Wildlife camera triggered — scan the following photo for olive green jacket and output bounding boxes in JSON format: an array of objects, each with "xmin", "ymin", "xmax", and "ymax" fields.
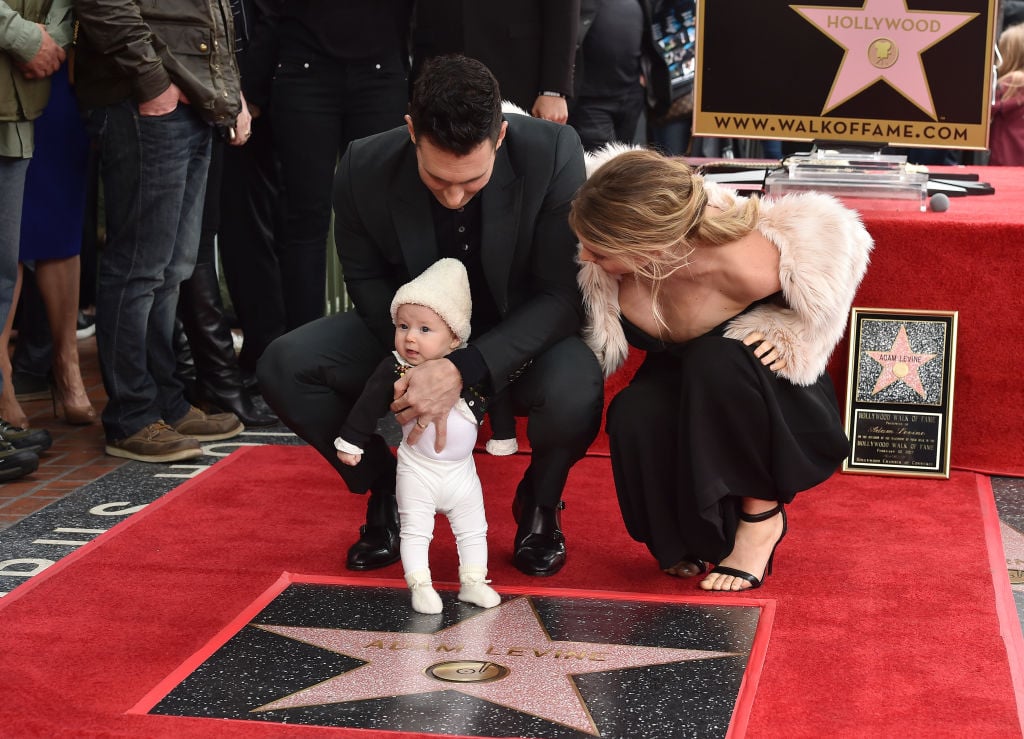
[
  {"xmin": 0, "ymin": 0, "xmax": 72, "ymax": 122},
  {"xmin": 73, "ymin": 0, "xmax": 241, "ymax": 127}
]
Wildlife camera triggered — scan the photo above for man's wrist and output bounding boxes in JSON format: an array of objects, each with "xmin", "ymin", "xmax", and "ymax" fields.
[{"xmin": 446, "ymin": 346, "xmax": 488, "ymax": 388}]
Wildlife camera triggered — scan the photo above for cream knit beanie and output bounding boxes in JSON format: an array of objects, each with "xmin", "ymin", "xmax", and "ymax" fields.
[{"xmin": 390, "ymin": 258, "xmax": 472, "ymax": 343}]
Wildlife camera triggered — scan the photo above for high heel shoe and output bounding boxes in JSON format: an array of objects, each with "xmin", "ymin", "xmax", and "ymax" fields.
[
  {"xmin": 52, "ymin": 388, "xmax": 98, "ymax": 426},
  {"xmin": 702, "ymin": 504, "xmax": 787, "ymax": 591}
]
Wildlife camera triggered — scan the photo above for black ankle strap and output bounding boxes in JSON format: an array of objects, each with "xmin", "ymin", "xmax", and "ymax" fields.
[{"xmin": 738, "ymin": 503, "xmax": 783, "ymax": 523}]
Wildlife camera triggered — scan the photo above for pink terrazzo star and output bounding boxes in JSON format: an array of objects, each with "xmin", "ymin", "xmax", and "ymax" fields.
[
  {"xmin": 252, "ymin": 596, "xmax": 735, "ymax": 735},
  {"xmin": 866, "ymin": 323, "xmax": 937, "ymax": 398}
]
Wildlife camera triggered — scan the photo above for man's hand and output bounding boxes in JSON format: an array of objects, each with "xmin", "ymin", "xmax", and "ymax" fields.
[
  {"xmin": 228, "ymin": 92, "xmax": 253, "ymax": 146},
  {"xmin": 390, "ymin": 358, "xmax": 462, "ymax": 452},
  {"xmin": 531, "ymin": 94, "xmax": 568, "ymax": 124},
  {"xmin": 743, "ymin": 332, "xmax": 788, "ymax": 372},
  {"xmin": 337, "ymin": 451, "xmax": 362, "ymax": 466},
  {"xmin": 18, "ymin": 24, "xmax": 64, "ymax": 79},
  {"xmin": 139, "ymin": 83, "xmax": 186, "ymax": 117}
]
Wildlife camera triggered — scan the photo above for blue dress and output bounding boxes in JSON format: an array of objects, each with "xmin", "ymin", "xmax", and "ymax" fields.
[{"xmin": 19, "ymin": 64, "xmax": 91, "ymax": 261}]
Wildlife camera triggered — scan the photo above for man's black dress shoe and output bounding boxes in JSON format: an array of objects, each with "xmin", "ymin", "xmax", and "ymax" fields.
[
  {"xmin": 346, "ymin": 492, "xmax": 400, "ymax": 571},
  {"xmin": 513, "ymin": 500, "xmax": 567, "ymax": 576}
]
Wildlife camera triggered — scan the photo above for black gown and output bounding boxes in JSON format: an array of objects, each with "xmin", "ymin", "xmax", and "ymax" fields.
[{"xmin": 606, "ymin": 309, "xmax": 850, "ymax": 569}]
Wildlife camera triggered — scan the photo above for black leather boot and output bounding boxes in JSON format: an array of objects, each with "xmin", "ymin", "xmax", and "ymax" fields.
[
  {"xmin": 177, "ymin": 263, "xmax": 278, "ymax": 427},
  {"xmin": 347, "ymin": 491, "xmax": 401, "ymax": 570},
  {"xmin": 173, "ymin": 316, "xmax": 197, "ymax": 404},
  {"xmin": 513, "ymin": 491, "xmax": 567, "ymax": 577}
]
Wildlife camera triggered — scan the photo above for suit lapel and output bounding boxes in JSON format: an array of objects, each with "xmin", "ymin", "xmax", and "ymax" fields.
[
  {"xmin": 481, "ymin": 143, "xmax": 522, "ymax": 314},
  {"xmin": 391, "ymin": 143, "xmax": 438, "ymax": 278}
]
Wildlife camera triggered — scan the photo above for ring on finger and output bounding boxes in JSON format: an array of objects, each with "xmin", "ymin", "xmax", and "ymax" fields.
[{"xmin": 415, "ymin": 419, "xmax": 428, "ymax": 429}]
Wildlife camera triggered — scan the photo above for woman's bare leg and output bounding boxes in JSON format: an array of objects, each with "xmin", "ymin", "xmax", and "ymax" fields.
[
  {"xmin": 0, "ymin": 265, "xmax": 27, "ymax": 427},
  {"xmin": 37, "ymin": 256, "xmax": 96, "ymax": 422},
  {"xmin": 700, "ymin": 498, "xmax": 786, "ymax": 592}
]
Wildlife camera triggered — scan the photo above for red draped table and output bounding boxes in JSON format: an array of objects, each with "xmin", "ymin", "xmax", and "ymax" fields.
[{"xmin": 825, "ymin": 165, "xmax": 1024, "ymax": 476}]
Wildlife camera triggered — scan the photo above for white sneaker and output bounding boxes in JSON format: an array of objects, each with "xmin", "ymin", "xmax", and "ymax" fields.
[
  {"xmin": 485, "ymin": 437, "xmax": 518, "ymax": 456},
  {"xmin": 405, "ymin": 569, "xmax": 443, "ymax": 614},
  {"xmin": 458, "ymin": 565, "xmax": 501, "ymax": 608}
]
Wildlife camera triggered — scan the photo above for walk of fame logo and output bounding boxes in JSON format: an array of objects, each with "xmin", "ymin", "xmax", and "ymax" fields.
[
  {"xmin": 791, "ymin": 0, "xmax": 977, "ymax": 118},
  {"xmin": 146, "ymin": 581, "xmax": 767, "ymax": 738},
  {"xmin": 868, "ymin": 38, "xmax": 898, "ymax": 69}
]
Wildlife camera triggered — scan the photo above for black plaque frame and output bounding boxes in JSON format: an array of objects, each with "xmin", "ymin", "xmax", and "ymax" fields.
[{"xmin": 843, "ymin": 308, "xmax": 958, "ymax": 478}]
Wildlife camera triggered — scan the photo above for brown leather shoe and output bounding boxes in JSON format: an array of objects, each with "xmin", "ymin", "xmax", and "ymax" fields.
[
  {"xmin": 105, "ymin": 422, "xmax": 203, "ymax": 463},
  {"xmin": 170, "ymin": 405, "xmax": 244, "ymax": 441}
]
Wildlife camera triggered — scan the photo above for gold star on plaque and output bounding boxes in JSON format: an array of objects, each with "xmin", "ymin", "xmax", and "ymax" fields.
[
  {"xmin": 866, "ymin": 323, "xmax": 937, "ymax": 398},
  {"xmin": 251, "ymin": 596, "xmax": 735, "ymax": 735}
]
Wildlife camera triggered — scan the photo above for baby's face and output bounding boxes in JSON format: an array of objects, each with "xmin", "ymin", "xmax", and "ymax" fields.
[{"xmin": 394, "ymin": 304, "xmax": 461, "ymax": 365}]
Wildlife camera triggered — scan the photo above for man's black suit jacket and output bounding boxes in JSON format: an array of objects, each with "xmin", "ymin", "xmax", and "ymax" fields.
[{"xmin": 332, "ymin": 113, "xmax": 587, "ymax": 395}]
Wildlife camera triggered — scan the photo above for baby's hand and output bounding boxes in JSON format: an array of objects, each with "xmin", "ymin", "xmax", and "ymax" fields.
[
  {"xmin": 742, "ymin": 332, "xmax": 788, "ymax": 372},
  {"xmin": 337, "ymin": 451, "xmax": 362, "ymax": 467}
]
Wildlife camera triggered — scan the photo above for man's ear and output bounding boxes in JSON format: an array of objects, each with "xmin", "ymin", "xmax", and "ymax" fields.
[
  {"xmin": 495, "ymin": 120, "xmax": 508, "ymax": 150},
  {"xmin": 405, "ymin": 114, "xmax": 416, "ymax": 145}
]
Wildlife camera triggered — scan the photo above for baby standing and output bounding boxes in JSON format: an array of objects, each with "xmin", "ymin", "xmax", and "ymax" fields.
[{"xmin": 335, "ymin": 259, "xmax": 500, "ymax": 614}]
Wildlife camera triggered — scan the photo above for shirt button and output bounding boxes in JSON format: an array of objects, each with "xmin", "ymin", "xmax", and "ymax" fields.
[
  {"xmin": 462, "ymin": 244, "xmax": 469, "ymax": 251},
  {"xmin": 304, "ymin": 62, "xmax": 310, "ymax": 69},
  {"xmin": 375, "ymin": 63, "xmax": 381, "ymax": 70},
  {"xmin": 457, "ymin": 226, "xmax": 466, "ymax": 233}
]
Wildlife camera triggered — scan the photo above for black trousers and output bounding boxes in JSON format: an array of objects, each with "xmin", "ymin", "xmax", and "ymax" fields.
[
  {"xmin": 218, "ymin": 114, "xmax": 286, "ymax": 373},
  {"xmin": 270, "ymin": 49, "xmax": 408, "ymax": 330},
  {"xmin": 568, "ymin": 85, "xmax": 645, "ymax": 152},
  {"xmin": 257, "ymin": 311, "xmax": 605, "ymax": 510}
]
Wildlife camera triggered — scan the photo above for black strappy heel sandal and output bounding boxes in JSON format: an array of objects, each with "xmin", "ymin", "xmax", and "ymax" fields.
[{"xmin": 704, "ymin": 504, "xmax": 788, "ymax": 590}]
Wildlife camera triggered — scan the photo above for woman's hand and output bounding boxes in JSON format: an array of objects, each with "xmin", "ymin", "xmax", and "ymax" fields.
[{"xmin": 743, "ymin": 332, "xmax": 787, "ymax": 372}]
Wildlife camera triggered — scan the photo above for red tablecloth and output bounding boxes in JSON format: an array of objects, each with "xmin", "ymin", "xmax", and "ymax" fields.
[{"xmin": 828, "ymin": 165, "xmax": 1024, "ymax": 475}]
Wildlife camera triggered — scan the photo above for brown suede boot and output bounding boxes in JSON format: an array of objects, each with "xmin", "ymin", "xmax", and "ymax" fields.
[
  {"xmin": 170, "ymin": 405, "xmax": 244, "ymax": 441},
  {"xmin": 105, "ymin": 421, "xmax": 202, "ymax": 463}
]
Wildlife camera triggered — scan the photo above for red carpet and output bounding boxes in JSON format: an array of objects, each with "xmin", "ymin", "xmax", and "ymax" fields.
[{"xmin": 0, "ymin": 445, "xmax": 1019, "ymax": 737}]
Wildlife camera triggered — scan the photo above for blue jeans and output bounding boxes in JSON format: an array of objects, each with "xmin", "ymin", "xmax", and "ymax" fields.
[
  {"xmin": 0, "ymin": 157, "xmax": 29, "ymax": 390},
  {"xmin": 87, "ymin": 101, "xmax": 212, "ymax": 441}
]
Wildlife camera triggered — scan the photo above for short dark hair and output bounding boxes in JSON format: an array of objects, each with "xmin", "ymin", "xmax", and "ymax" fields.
[{"xmin": 408, "ymin": 55, "xmax": 504, "ymax": 155}]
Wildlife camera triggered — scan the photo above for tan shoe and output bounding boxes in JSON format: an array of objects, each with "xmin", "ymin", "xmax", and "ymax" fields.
[
  {"xmin": 105, "ymin": 421, "xmax": 203, "ymax": 463},
  {"xmin": 170, "ymin": 405, "xmax": 244, "ymax": 441}
]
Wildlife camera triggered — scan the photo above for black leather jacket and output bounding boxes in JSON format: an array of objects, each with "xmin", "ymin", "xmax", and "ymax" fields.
[{"xmin": 73, "ymin": 0, "xmax": 242, "ymax": 127}]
